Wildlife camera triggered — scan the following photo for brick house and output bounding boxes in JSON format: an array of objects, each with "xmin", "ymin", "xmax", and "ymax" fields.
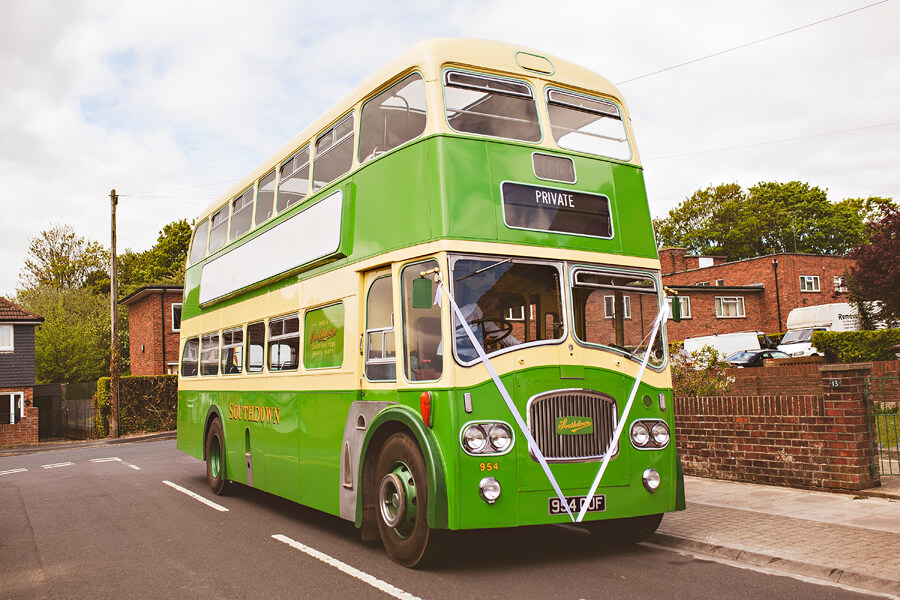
[
  {"xmin": 120, "ymin": 286, "xmax": 183, "ymax": 376},
  {"xmin": 659, "ymin": 249, "xmax": 852, "ymax": 341},
  {"xmin": 0, "ymin": 297, "xmax": 44, "ymax": 447}
]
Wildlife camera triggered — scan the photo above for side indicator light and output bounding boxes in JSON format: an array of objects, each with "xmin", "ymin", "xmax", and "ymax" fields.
[{"xmin": 420, "ymin": 391, "xmax": 433, "ymax": 427}]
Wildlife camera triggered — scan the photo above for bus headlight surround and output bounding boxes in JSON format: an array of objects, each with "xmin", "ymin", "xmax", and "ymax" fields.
[
  {"xmin": 630, "ymin": 421, "xmax": 650, "ymax": 447},
  {"xmin": 479, "ymin": 476, "xmax": 501, "ymax": 504},
  {"xmin": 463, "ymin": 425, "xmax": 487, "ymax": 453},
  {"xmin": 488, "ymin": 424, "xmax": 512, "ymax": 452},
  {"xmin": 642, "ymin": 468, "xmax": 661, "ymax": 493}
]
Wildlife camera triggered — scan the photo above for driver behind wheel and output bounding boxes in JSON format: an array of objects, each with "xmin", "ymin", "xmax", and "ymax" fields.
[{"xmin": 456, "ymin": 289, "xmax": 520, "ymax": 360}]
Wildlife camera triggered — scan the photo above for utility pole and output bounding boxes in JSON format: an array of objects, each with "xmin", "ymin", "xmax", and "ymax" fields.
[{"xmin": 110, "ymin": 189, "xmax": 119, "ymax": 438}]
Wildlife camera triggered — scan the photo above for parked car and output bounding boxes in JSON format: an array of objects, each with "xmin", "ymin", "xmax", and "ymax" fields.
[{"xmin": 724, "ymin": 349, "xmax": 790, "ymax": 368}]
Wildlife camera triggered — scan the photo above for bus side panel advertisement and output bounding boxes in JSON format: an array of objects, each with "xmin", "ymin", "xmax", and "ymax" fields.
[{"xmin": 304, "ymin": 303, "xmax": 345, "ymax": 369}]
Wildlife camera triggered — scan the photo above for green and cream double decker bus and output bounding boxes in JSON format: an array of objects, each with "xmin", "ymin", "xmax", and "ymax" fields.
[{"xmin": 177, "ymin": 38, "xmax": 685, "ymax": 567}]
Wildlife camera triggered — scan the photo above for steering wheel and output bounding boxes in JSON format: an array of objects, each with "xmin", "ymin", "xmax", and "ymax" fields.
[{"xmin": 470, "ymin": 318, "xmax": 514, "ymax": 345}]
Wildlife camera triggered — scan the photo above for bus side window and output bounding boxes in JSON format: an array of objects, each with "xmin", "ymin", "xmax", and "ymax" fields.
[
  {"xmin": 229, "ymin": 187, "xmax": 254, "ymax": 241},
  {"xmin": 200, "ymin": 333, "xmax": 220, "ymax": 376},
  {"xmin": 401, "ymin": 260, "xmax": 442, "ymax": 381},
  {"xmin": 365, "ymin": 276, "xmax": 396, "ymax": 381},
  {"xmin": 208, "ymin": 205, "xmax": 229, "ymax": 253},
  {"xmin": 221, "ymin": 327, "xmax": 244, "ymax": 375},
  {"xmin": 268, "ymin": 315, "xmax": 300, "ymax": 371},
  {"xmin": 181, "ymin": 337, "xmax": 199, "ymax": 377},
  {"xmin": 188, "ymin": 220, "xmax": 209, "ymax": 265},
  {"xmin": 255, "ymin": 170, "xmax": 276, "ymax": 226},
  {"xmin": 313, "ymin": 113, "xmax": 354, "ymax": 191},
  {"xmin": 277, "ymin": 147, "xmax": 309, "ymax": 213},
  {"xmin": 246, "ymin": 321, "xmax": 265, "ymax": 373},
  {"xmin": 358, "ymin": 73, "xmax": 427, "ymax": 163}
]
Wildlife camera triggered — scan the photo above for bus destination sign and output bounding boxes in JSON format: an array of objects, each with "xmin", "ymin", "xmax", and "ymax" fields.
[{"xmin": 501, "ymin": 182, "xmax": 612, "ymax": 238}]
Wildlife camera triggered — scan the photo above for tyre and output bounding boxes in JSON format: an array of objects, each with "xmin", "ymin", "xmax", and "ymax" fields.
[
  {"xmin": 374, "ymin": 433, "xmax": 432, "ymax": 567},
  {"xmin": 205, "ymin": 417, "xmax": 229, "ymax": 495},
  {"xmin": 586, "ymin": 513, "xmax": 663, "ymax": 546}
]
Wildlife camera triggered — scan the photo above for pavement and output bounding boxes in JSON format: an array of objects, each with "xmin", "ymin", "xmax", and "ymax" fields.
[{"xmin": 3, "ymin": 435, "xmax": 899, "ymax": 597}]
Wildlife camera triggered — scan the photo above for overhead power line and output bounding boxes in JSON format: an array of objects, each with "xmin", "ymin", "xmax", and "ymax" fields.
[{"xmin": 617, "ymin": 0, "xmax": 890, "ymax": 84}]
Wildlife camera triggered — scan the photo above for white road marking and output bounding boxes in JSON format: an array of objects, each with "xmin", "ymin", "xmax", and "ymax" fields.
[
  {"xmin": 272, "ymin": 534, "xmax": 422, "ymax": 600},
  {"xmin": 91, "ymin": 457, "xmax": 141, "ymax": 470},
  {"xmin": 162, "ymin": 480, "xmax": 229, "ymax": 512},
  {"xmin": 41, "ymin": 462, "xmax": 74, "ymax": 469},
  {"xmin": 1, "ymin": 468, "xmax": 28, "ymax": 476}
]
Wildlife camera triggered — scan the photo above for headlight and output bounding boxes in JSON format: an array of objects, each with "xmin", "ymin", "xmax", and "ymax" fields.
[
  {"xmin": 488, "ymin": 425, "xmax": 511, "ymax": 452},
  {"xmin": 463, "ymin": 425, "xmax": 486, "ymax": 452},
  {"xmin": 651, "ymin": 421, "xmax": 670, "ymax": 447},
  {"xmin": 479, "ymin": 477, "xmax": 501, "ymax": 504},
  {"xmin": 642, "ymin": 468, "xmax": 661, "ymax": 492},
  {"xmin": 630, "ymin": 421, "xmax": 650, "ymax": 447}
]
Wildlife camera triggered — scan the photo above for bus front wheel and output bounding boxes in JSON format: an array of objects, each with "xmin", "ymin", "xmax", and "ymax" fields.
[
  {"xmin": 205, "ymin": 417, "xmax": 229, "ymax": 495},
  {"xmin": 586, "ymin": 513, "xmax": 663, "ymax": 546},
  {"xmin": 374, "ymin": 433, "xmax": 432, "ymax": 567}
]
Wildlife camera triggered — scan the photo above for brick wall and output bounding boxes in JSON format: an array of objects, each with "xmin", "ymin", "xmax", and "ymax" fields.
[
  {"xmin": 674, "ymin": 362, "xmax": 897, "ymax": 492},
  {"xmin": 0, "ymin": 388, "xmax": 37, "ymax": 448},
  {"xmin": 665, "ymin": 289, "xmax": 765, "ymax": 340},
  {"xmin": 128, "ymin": 291, "xmax": 182, "ymax": 376}
]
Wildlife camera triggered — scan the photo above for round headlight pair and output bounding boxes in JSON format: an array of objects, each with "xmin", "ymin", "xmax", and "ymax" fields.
[
  {"xmin": 630, "ymin": 419, "xmax": 670, "ymax": 449},
  {"xmin": 462, "ymin": 423, "xmax": 512, "ymax": 454}
]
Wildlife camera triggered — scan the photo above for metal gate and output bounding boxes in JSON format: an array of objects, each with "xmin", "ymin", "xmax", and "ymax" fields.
[{"xmin": 867, "ymin": 376, "xmax": 900, "ymax": 476}]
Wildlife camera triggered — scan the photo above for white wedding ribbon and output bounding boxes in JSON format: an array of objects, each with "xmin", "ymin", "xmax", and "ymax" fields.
[{"xmin": 438, "ymin": 274, "xmax": 670, "ymax": 525}]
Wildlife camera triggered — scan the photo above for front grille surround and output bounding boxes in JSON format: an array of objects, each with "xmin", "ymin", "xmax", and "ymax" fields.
[{"xmin": 526, "ymin": 388, "xmax": 619, "ymax": 463}]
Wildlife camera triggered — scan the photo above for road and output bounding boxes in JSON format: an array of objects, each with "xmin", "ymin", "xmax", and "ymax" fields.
[{"xmin": 0, "ymin": 440, "xmax": 882, "ymax": 599}]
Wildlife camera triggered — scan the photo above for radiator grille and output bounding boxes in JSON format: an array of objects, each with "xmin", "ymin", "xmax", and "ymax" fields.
[{"xmin": 527, "ymin": 389, "xmax": 618, "ymax": 462}]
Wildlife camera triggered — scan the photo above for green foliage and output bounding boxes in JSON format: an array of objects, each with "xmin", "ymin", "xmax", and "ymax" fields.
[
  {"xmin": 118, "ymin": 219, "xmax": 191, "ymax": 298},
  {"xmin": 669, "ymin": 343, "xmax": 735, "ymax": 397},
  {"xmin": 95, "ymin": 375, "xmax": 178, "ymax": 437},
  {"xmin": 813, "ymin": 329, "xmax": 900, "ymax": 362},
  {"xmin": 15, "ymin": 286, "xmax": 127, "ymax": 383},
  {"xmin": 18, "ymin": 223, "xmax": 109, "ymax": 293},
  {"xmin": 653, "ymin": 182, "xmax": 895, "ymax": 261}
]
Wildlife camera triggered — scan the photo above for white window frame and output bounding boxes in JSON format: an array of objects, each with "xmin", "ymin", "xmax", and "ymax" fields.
[
  {"xmin": 833, "ymin": 276, "xmax": 847, "ymax": 293},
  {"xmin": 800, "ymin": 275, "xmax": 820, "ymax": 292},
  {"xmin": 0, "ymin": 324, "xmax": 13, "ymax": 352},
  {"xmin": 604, "ymin": 295, "xmax": 632, "ymax": 319},
  {"xmin": 715, "ymin": 296, "xmax": 746, "ymax": 318},
  {"xmin": 3, "ymin": 392, "xmax": 24, "ymax": 425},
  {"xmin": 667, "ymin": 296, "xmax": 691, "ymax": 319},
  {"xmin": 171, "ymin": 303, "xmax": 182, "ymax": 332}
]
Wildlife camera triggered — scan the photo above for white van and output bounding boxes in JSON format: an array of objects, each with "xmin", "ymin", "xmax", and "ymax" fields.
[{"xmin": 777, "ymin": 303, "xmax": 859, "ymax": 357}]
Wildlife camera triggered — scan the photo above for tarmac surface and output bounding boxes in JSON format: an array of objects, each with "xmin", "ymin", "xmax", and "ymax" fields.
[{"xmin": 3, "ymin": 434, "xmax": 900, "ymax": 598}]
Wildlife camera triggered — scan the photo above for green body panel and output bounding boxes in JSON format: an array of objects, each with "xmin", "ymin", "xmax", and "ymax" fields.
[{"xmin": 180, "ymin": 135, "xmax": 657, "ymax": 322}]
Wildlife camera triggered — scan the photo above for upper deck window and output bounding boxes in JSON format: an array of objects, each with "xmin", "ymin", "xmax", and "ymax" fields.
[
  {"xmin": 313, "ymin": 114, "xmax": 355, "ymax": 191},
  {"xmin": 188, "ymin": 219, "xmax": 209, "ymax": 265},
  {"xmin": 359, "ymin": 73, "xmax": 427, "ymax": 163},
  {"xmin": 255, "ymin": 170, "xmax": 277, "ymax": 226},
  {"xmin": 443, "ymin": 70, "xmax": 540, "ymax": 142},
  {"xmin": 208, "ymin": 206, "xmax": 229, "ymax": 253},
  {"xmin": 278, "ymin": 147, "xmax": 310, "ymax": 213},
  {"xmin": 546, "ymin": 89, "xmax": 630, "ymax": 161}
]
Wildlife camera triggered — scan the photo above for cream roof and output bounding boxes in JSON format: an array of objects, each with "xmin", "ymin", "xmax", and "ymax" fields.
[{"xmin": 195, "ymin": 38, "xmax": 635, "ymax": 223}]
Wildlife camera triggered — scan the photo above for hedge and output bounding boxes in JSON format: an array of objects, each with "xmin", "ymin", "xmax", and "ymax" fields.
[
  {"xmin": 94, "ymin": 375, "xmax": 178, "ymax": 438},
  {"xmin": 813, "ymin": 329, "xmax": 900, "ymax": 363}
]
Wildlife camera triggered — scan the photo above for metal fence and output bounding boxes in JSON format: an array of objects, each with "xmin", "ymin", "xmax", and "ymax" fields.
[{"xmin": 867, "ymin": 376, "xmax": 900, "ymax": 476}]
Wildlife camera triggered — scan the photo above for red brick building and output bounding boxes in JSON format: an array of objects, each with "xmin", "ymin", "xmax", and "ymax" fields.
[
  {"xmin": 659, "ymin": 249, "xmax": 852, "ymax": 341},
  {"xmin": 120, "ymin": 286, "xmax": 183, "ymax": 375},
  {"xmin": 0, "ymin": 297, "xmax": 43, "ymax": 447}
]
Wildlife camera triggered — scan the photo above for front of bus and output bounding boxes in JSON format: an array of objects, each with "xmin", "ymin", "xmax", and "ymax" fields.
[{"xmin": 422, "ymin": 42, "xmax": 682, "ymax": 537}]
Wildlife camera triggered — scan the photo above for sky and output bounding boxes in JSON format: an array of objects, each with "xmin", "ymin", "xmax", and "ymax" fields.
[{"xmin": 1, "ymin": 0, "xmax": 897, "ymax": 297}]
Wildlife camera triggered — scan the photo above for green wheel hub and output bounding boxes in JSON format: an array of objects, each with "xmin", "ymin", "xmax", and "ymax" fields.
[
  {"xmin": 378, "ymin": 461, "xmax": 418, "ymax": 538},
  {"xmin": 209, "ymin": 436, "xmax": 221, "ymax": 479}
]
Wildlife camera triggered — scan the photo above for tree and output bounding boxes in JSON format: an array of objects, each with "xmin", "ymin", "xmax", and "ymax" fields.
[
  {"xmin": 653, "ymin": 182, "xmax": 893, "ymax": 261},
  {"xmin": 846, "ymin": 205, "xmax": 900, "ymax": 324},
  {"xmin": 18, "ymin": 224, "xmax": 109, "ymax": 292},
  {"xmin": 117, "ymin": 219, "xmax": 192, "ymax": 298}
]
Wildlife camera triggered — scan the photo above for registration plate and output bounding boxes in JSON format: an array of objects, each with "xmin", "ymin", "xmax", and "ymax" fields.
[{"xmin": 548, "ymin": 494, "xmax": 605, "ymax": 515}]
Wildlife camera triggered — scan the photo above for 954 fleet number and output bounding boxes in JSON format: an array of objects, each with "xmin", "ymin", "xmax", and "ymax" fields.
[{"xmin": 549, "ymin": 494, "xmax": 605, "ymax": 516}]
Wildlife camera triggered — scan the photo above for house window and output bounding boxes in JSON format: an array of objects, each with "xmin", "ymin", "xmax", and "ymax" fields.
[
  {"xmin": 715, "ymin": 279, "xmax": 724, "ymax": 286},
  {"xmin": 696, "ymin": 281, "xmax": 710, "ymax": 286},
  {"xmin": 604, "ymin": 294, "xmax": 631, "ymax": 319},
  {"xmin": 667, "ymin": 296, "xmax": 691, "ymax": 319},
  {"xmin": 0, "ymin": 325, "xmax": 12, "ymax": 351},
  {"xmin": 715, "ymin": 296, "xmax": 745, "ymax": 318},
  {"xmin": 1, "ymin": 392, "xmax": 24, "ymax": 425},
  {"xmin": 800, "ymin": 275, "xmax": 820, "ymax": 292},
  {"xmin": 834, "ymin": 276, "xmax": 847, "ymax": 292},
  {"xmin": 171, "ymin": 304, "xmax": 182, "ymax": 332}
]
